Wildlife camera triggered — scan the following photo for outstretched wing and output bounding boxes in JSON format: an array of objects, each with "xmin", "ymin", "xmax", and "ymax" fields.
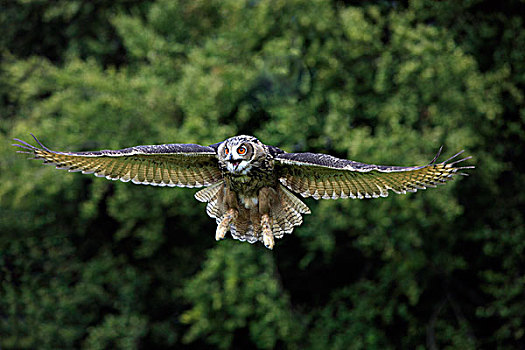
[
  {"xmin": 13, "ymin": 134, "xmax": 223, "ymax": 188},
  {"xmin": 274, "ymin": 147, "xmax": 474, "ymax": 199}
]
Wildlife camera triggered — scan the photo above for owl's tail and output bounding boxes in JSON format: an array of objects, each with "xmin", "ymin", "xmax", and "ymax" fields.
[{"xmin": 195, "ymin": 183, "xmax": 311, "ymax": 247}]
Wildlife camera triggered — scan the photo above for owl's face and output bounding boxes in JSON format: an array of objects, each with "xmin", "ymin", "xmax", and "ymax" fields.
[{"xmin": 218, "ymin": 135, "xmax": 264, "ymax": 175}]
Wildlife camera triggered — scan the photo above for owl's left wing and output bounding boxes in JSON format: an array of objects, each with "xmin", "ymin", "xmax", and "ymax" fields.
[
  {"xmin": 274, "ymin": 148, "xmax": 473, "ymax": 199},
  {"xmin": 13, "ymin": 134, "xmax": 222, "ymax": 187}
]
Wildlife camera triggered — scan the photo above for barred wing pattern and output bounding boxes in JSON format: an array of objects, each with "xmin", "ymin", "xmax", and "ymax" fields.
[
  {"xmin": 13, "ymin": 135, "xmax": 222, "ymax": 188},
  {"xmin": 275, "ymin": 148, "xmax": 473, "ymax": 200}
]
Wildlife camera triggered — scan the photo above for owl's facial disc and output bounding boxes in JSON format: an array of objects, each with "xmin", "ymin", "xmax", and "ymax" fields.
[
  {"xmin": 225, "ymin": 144, "xmax": 252, "ymax": 174},
  {"xmin": 220, "ymin": 140, "xmax": 254, "ymax": 174}
]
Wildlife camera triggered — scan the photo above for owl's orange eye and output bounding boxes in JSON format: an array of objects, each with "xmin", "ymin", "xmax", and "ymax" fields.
[
  {"xmin": 224, "ymin": 148, "xmax": 229, "ymax": 155},
  {"xmin": 237, "ymin": 146, "xmax": 247, "ymax": 155}
]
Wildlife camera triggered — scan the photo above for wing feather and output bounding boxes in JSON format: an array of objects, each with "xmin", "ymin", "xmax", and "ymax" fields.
[
  {"xmin": 342, "ymin": 173, "xmax": 356, "ymax": 198},
  {"xmin": 275, "ymin": 148, "xmax": 474, "ymax": 200},
  {"xmin": 13, "ymin": 134, "xmax": 223, "ymax": 188}
]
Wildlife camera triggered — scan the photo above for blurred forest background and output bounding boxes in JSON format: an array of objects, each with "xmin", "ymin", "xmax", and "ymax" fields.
[{"xmin": 1, "ymin": 0, "xmax": 524, "ymax": 349}]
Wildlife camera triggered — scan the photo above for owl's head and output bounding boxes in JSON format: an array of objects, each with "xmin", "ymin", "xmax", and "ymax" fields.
[{"xmin": 217, "ymin": 135, "xmax": 266, "ymax": 174}]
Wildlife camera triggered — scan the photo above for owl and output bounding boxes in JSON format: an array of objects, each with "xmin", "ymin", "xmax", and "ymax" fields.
[{"xmin": 13, "ymin": 134, "xmax": 473, "ymax": 249}]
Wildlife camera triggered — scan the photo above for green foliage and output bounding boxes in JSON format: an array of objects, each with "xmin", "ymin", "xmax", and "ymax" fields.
[
  {"xmin": 1, "ymin": 0, "xmax": 524, "ymax": 348},
  {"xmin": 181, "ymin": 243, "xmax": 298, "ymax": 349}
]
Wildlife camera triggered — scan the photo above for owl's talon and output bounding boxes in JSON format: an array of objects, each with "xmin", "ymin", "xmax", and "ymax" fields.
[
  {"xmin": 263, "ymin": 232, "xmax": 274, "ymax": 249},
  {"xmin": 216, "ymin": 208, "xmax": 237, "ymax": 241},
  {"xmin": 215, "ymin": 226, "xmax": 227, "ymax": 241},
  {"xmin": 261, "ymin": 214, "xmax": 274, "ymax": 249}
]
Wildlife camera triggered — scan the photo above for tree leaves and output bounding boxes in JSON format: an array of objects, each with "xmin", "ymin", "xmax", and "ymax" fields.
[{"xmin": 1, "ymin": 0, "xmax": 524, "ymax": 349}]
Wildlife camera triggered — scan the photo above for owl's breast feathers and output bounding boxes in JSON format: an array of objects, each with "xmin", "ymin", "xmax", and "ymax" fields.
[{"xmin": 224, "ymin": 156, "xmax": 276, "ymax": 196}]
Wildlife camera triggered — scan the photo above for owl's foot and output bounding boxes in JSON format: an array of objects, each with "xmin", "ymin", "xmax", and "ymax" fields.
[
  {"xmin": 261, "ymin": 214, "xmax": 274, "ymax": 249},
  {"xmin": 216, "ymin": 208, "xmax": 238, "ymax": 241}
]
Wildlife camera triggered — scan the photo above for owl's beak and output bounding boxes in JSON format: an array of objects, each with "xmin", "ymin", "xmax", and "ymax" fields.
[
  {"xmin": 225, "ymin": 155, "xmax": 242, "ymax": 172},
  {"xmin": 228, "ymin": 159, "xmax": 241, "ymax": 168},
  {"xmin": 226, "ymin": 154, "xmax": 239, "ymax": 165}
]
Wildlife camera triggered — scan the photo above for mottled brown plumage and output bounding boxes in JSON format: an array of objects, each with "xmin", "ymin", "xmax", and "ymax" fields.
[{"xmin": 13, "ymin": 134, "xmax": 473, "ymax": 249}]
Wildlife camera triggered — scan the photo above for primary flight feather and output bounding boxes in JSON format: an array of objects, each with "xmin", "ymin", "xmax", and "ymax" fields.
[{"xmin": 13, "ymin": 134, "xmax": 473, "ymax": 249}]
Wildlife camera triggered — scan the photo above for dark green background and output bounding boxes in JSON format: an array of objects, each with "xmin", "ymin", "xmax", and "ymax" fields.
[{"xmin": 1, "ymin": 0, "xmax": 523, "ymax": 348}]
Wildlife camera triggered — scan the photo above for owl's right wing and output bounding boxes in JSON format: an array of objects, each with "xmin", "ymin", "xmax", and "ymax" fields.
[
  {"xmin": 13, "ymin": 134, "xmax": 223, "ymax": 187},
  {"xmin": 274, "ymin": 148, "xmax": 473, "ymax": 199}
]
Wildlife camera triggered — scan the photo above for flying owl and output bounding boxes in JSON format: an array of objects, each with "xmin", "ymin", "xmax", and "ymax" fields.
[{"xmin": 13, "ymin": 134, "xmax": 473, "ymax": 249}]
